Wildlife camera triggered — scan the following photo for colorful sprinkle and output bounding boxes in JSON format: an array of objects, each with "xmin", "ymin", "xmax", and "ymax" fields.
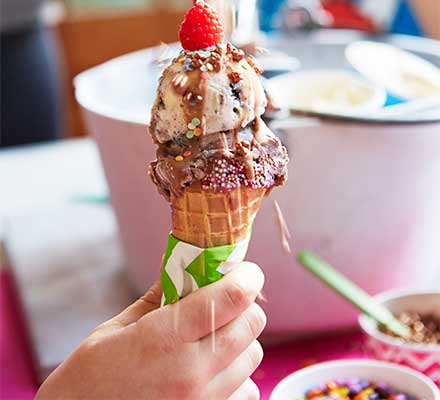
[
  {"xmin": 188, "ymin": 123, "xmax": 196, "ymax": 130},
  {"xmin": 193, "ymin": 127, "xmax": 202, "ymax": 136},
  {"xmin": 198, "ymin": 50, "xmax": 211, "ymax": 58},
  {"xmin": 326, "ymin": 381, "xmax": 339, "ymax": 391},
  {"xmin": 201, "ymin": 72, "xmax": 209, "ymax": 80},
  {"xmin": 200, "ymin": 65, "xmax": 208, "ymax": 72},
  {"xmin": 191, "ymin": 117, "xmax": 200, "ymax": 126},
  {"xmin": 201, "ymin": 155, "xmax": 281, "ymax": 192},
  {"xmin": 186, "ymin": 130, "xmax": 194, "ymax": 139},
  {"xmin": 175, "ymin": 155, "xmax": 184, "ymax": 161},
  {"xmin": 306, "ymin": 388, "xmax": 323, "ymax": 398},
  {"xmin": 183, "ymin": 150, "xmax": 191, "ymax": 157},
  {"xmin": 380, "ymin": 311, "xmax": 440, "ymax": 345}
]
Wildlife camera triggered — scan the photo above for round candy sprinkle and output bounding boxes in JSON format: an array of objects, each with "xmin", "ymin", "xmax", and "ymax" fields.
[
  {"xmin": 326, "ymin": 381, "xmax": 339, "ymax": 391},
  {"xmin": 193, "ymin": 127, "xmax": 202, "ymax": 136},
  {"xmin": 188, "ymin": 123, "xmax": 196, "ymax": 130},
  {"xmin": 186, "ymin": 130, "xmax": 194, "ymax": 139},
  {"xmin": 191, "ymin": 117, "xmax": 200, "ymax": 126},
  {"xmin": 306, "ymin": 388, "xmax": 323, "ymax": 398},
  {"xmin": 183, "ymin": 150, "xmax": 191, "ymax": 157},
  {"xmin": 175, "ymin": 155, "xmax": 184, "ymax": 161},
  {"xmin": 201, "ymin": 72, "xmax": 209, "ymax": 80},
  {"xmin": 200, "ymin": 65, "xmax": 208, "ymax": 72}
]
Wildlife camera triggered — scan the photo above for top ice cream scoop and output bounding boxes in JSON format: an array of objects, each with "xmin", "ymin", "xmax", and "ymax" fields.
[{"xmin": 149, "ymin": 43, "xmax": 267, "ymax": 144}]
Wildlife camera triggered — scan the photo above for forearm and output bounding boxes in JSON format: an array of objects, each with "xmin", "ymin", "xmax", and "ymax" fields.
[{"xmin": 409, "ymin": 0, "xmax": 440, "ymax": 39}]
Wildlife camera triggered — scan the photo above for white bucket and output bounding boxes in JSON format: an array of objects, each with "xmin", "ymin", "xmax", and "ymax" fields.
[{"xmin": 75, "ymin": 47, "xmax": 440, "ymax": 336}]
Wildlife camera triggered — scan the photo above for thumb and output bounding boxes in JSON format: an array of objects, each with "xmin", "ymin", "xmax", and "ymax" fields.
[{"xmin": 99, "ymin": 280, "xmax": 163, "ymax": 332}]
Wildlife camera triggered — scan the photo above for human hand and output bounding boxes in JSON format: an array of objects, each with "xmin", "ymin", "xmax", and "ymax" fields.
[{"xmin": 36, "ymin": 261, "xmax": 266, "ymax": 400}]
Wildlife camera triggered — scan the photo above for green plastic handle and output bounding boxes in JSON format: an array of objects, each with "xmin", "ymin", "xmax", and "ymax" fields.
[{"xmin": 297, "ymin": 251, "xmax": 411, "ymax": 339}]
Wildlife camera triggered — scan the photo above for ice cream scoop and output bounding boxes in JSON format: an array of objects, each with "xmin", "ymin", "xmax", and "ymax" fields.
[
  {"xmin": 149, "ymin": 44, "xmax": 267, "ymax": 144},
  {"xmin": 150, "ymin": 118, "xmax": 287, "ymax": 200}
]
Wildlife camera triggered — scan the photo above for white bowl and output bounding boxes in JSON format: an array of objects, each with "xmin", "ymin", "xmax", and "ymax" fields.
[
  {"xmin": 346, "ymin": 41, "xmax": 440, "ymax": 99},
  {"xmin": 359, "ymin": 289, "xmax": 440, "ymax": 385},
  {"xmin": 266, "ymin": 69, "xmax": 386, "ymax": 115},
  {"xmin": 270, "ymin": 359, "xmax": 440, "ymax": 400}
]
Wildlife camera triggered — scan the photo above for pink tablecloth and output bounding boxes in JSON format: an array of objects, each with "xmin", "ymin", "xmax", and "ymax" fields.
[{"xmin": 0, "ymin": 269, "xmax": 365, "ymax": 400}]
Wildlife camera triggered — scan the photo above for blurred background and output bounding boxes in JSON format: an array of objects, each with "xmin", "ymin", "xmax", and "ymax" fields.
[
  {"xmin": 1, "ymin": 0, "xmax": 440, "ymax": 397},
  {"xmin": 1, "ymin": 0, "xmax": 191, "ymax": 146},
  {"xmin": 1, "ymin": 0, "xmax": 439, "ymax": 146}
]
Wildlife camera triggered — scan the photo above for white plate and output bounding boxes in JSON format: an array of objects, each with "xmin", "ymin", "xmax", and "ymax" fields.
[{"xmin": 346, "ymin": 41, "xmax": 440, "ymax": 99}]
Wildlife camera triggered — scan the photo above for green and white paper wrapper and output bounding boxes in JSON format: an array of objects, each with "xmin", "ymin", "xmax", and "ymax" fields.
[{"xmin": 161, "ymin": 233, "xmax": 251, "ymax": 305}]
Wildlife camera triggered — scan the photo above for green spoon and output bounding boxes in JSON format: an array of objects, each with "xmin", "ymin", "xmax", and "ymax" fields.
[
  {"xmin": 69, "ymin": 194, "xmax": 109, "ymax": 204},
  {"xmin": 297, "ymin": 250, "xmax": 411, "ymax": 339}
]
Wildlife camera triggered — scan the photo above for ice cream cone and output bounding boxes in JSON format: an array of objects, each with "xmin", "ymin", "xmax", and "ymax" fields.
[{"xmin": 171, "ymin": 183, "xmax": 266, "ymax": 248}]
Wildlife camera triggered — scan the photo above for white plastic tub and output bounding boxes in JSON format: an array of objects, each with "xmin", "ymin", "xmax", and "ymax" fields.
[{"xmin": 74, "ymin": 42, "xmax": 440, "ymax": 336}]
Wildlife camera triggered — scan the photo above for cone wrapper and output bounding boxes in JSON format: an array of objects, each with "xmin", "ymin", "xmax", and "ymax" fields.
[{"xmin": 161, "ymin": 232, "xmax": 251, "ymax": 305}]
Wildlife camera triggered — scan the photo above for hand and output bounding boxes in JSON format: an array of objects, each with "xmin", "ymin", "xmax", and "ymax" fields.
[{"xmin": 36, "ymin": 261, "xmax": 266, "ymax": 400}]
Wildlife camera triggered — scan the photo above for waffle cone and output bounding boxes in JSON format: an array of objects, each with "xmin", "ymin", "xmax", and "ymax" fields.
[{"xmin": 171, "ymin": 183, "xmax": 266, "ymax": 248}]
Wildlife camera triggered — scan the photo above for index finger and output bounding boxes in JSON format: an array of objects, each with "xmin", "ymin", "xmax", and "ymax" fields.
[{"xmin": 151, "ymin": 261, "xmax": 264, "ymax": 342}]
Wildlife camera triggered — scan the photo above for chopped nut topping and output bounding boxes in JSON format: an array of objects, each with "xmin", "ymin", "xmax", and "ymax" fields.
[
  {"xmin": 245, "ymin": 56, "xmax": 263, "ymax": 74},
  {"xmin": 241, "ymin": 140, "xmax": 251, "ymax": 150},
  {"xmin": 235, "ymin": 141, "xmax": 251, "ymax": 157},
  {"xmin": 191, "ymin": 58, "xmax": 202, "ymax": 68},
  {"xmin": 246, "ymin": 56, "xmax": 255, "ymax": 67},
  {"xmin": 229, "ymin": 71, "xmax": 242, "ymax": 83}
]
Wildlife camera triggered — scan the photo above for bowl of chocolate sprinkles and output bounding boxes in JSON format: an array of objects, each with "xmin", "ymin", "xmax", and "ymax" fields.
[{"xmin": 359, "ymin": 290, "xmax": 440, "ymax": 386}]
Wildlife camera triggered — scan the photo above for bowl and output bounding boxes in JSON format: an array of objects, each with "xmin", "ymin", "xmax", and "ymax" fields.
[
  {"xmin": 266, "ymin": 69, "xmax": 386, "ymax": 115},
  {"xmin": 359, "ymin": 290, "xmax": 440, "ymax": 386},
  {"xmin": 346, "ymin": 41, "xmax": 440, "ymax": 99},
  {"xmin": 270, "ymin": 359, "xmax": 440, "ymax": 400}
]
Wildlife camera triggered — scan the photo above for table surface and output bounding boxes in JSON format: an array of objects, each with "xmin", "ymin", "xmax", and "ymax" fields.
[
  {"xmin": 0, "ymin": 138, "xmax": 366, "ymax": 399},
  {"xmin": 0, "ymin": 266, "xmax": 366, "ymax": 399},
  {"xmin": 0, "ymin": 138, "xmax": 107, "ymax": 219}
]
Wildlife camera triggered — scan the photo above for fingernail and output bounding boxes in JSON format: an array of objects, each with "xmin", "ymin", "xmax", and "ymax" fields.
[{"xmin": 232, "ymin": 262, "xmax": 265, "ymax": 294}]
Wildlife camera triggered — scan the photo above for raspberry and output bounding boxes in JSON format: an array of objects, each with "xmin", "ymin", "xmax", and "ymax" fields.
[{"xmin": 179, "ymin": 1, "xmax": 224, "ymax": 51}]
